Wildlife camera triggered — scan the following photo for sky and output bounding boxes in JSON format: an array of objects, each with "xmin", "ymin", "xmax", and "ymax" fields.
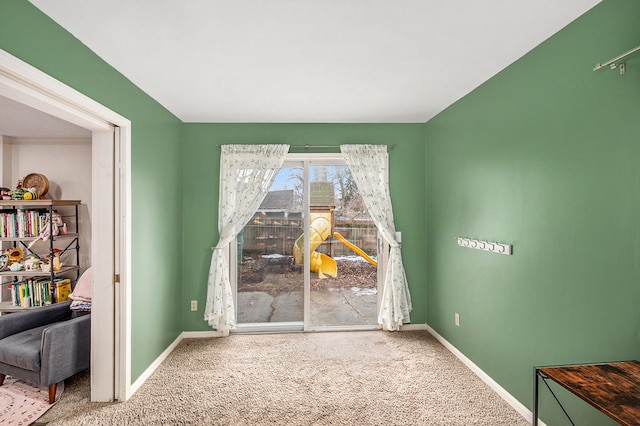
[{"xmin": 271, "ymin": 166, "xmax": 341, "ymax": 191}]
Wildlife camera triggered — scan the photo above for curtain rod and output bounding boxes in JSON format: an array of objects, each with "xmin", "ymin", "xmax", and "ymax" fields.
[
  {"xmin": 593, "ymin": 44, "xmax": 640, "ymax": 74},
  {"xmin": 216, "ymin": 144, "xmax": 396, "ymax": 150},
  {"xmin": 292, "ymin": 144, "xmax": 340, "ymax": 149},
  {"xmin": 216, "ymin": 143, "xmax": 396, "ymax": 151},
  {"xmin": 290, "ymin": 144, "xmax": 396, "ymax": 150}
]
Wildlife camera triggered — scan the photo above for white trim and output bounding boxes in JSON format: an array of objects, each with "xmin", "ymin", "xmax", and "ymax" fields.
[
  {"xmin": 129, "ymin": 334, "xmax": 183, "ymax": 396},
  {"xmin": 303, "ymin": 159, "xmax": 311, "ymax": 330},
  {"xmin": 0, "ymin": 49, "xmax": 132, "ymax": 402},
  {"xmin": 0, "ymin": 50, "xmax": 126, "ymax": 131},
  {"xmin": 398, "ymin": 323, "xmax": 429, "ymax": 331},
  {"xmin": 182, "ymin": 331, "xmax": 227, "ymax": 339},
  {"xmin": 306, "ymin": 325, "xmax": 381, "ymax": 332},
  {"xmin": 425, "ymin": 324, "xmax": 544, "ymax": 425},
  {"xmin": 90, "ymin": 129, "xmax": 116, "ymax": 402},
  {"xmin": 116, "ymin": 125, "xmax": 133, "ymax": 401},
  {"xmin": 0, "ymin": 73, "xmax": 111, "ymax": 131},
  {"xmin": 235, "ymin": 322, "xmax": 303, "ymax": 334},
  {"xmin": 5, "ymin": 137, "xmax": 92, "ymax": 145}
]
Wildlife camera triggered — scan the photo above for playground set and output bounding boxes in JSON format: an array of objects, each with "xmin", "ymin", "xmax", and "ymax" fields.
[
  {"xmin": 240, "ymin": 184, "xmax": 376, "ymax": 280},
  {"xmin": 292, "ymin": 211, "xmax": 377, "ymax": 278}
]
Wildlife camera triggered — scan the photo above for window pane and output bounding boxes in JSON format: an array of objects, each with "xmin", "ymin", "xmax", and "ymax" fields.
[
  {"xmin": 236, "ymin": 166, "xmax": 304, "ymax": 324},
  {"xmin": 308, "ymin": 164, "xmax": 378, "ymax": 327}
]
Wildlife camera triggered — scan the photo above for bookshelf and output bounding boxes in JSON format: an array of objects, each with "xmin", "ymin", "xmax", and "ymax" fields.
[{"xmin": 0, "ymin": 199, "xmax": 81, "ymax": 313}]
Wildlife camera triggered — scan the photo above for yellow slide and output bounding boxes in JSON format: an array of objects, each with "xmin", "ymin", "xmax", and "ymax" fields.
[
  {"xmin": 293, "ymin": 214, "xmax": 378, "ymax": 278},
  {"xmin": 293, "ymin": 213, "xmax": 337, "ymax": 278},
  {"xmin": 333, "ymin": 232, "xmax": 378, "ymax": 267}
]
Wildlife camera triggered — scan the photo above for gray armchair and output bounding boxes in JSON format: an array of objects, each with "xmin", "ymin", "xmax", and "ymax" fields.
[{"xmin": 0, "ymin": 301, "xmax": 90, "ymax": 403}]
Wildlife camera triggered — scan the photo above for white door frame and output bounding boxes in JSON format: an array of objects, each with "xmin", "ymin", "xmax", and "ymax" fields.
[{"xmin": 0, "ymin": 49, "xmax": 132, "ymax": 401}]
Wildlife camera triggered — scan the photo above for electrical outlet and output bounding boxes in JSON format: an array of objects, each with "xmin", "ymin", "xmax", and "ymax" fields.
[
  {"xmin": 190, "ymin": 300, "xmax": 198, "ymax": 311},
  {"xmin": 455, "ymin": 312, "xmax": 460, "ymax": 327}
]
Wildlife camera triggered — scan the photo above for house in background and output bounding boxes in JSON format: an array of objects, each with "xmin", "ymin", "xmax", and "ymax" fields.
[
  {"xmin": 259, "ymin": 190, "xmax": 300, "ymax": 220},
  {"xmin": 1, "ymin": 0, "xmax": 639, "ymax": 424}
]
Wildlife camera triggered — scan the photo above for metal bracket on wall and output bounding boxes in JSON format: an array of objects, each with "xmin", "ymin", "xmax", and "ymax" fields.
[
  {"xmin": 456, "ymin": 237, "xmax": 512, "ymax": 255},
  {"xmin": 593, "ymin": 44, "xmax": 640, "ymax": 75}
]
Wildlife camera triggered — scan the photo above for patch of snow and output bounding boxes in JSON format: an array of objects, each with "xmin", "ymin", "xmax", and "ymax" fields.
[
  {"xmin": 334, "ymin": 255, "xmax": 377, "ymax": 263},
  {"xmin": 262, "ymin": 253, "xmax": 287, "ymax": 259},
  {"xmin": 351, "ymin": 287, "xmax": 377, "ymax": 296}
]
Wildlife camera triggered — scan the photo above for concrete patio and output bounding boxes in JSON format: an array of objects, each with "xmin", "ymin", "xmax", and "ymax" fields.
[{"xmin": 237, "ymin": 288, "xmax": 377, "ymax": 326}]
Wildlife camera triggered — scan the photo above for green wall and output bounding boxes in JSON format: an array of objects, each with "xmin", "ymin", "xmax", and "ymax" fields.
[
  {"xmin": 181, "ymin": 124, "xmax": 427, "ymax": 330},
  {"xmin": 6, "ymin": 1, "xmax": 635, "ymax": 422},
  {"xmin": 0, "ymin": 0, "xmax": 184, "ymax": 382},
  {"xmin": 424, "ymin": 0, "xmax": 640, "ymax": 424}
]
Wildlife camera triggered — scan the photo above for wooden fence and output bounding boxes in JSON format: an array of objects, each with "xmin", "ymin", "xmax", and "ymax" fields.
[{"xmin": 241, "ymin": 219, "xmax": 377, "ymax": 258}]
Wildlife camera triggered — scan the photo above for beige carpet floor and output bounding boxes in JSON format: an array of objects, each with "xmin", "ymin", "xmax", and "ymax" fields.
[{"xmin": 37, "ymin": 330, "xmax": 528, "ymax": 425}]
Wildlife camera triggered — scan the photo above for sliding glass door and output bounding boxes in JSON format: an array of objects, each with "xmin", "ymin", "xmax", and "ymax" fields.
[
  {"xmin": 306, "ymin": 161, "xmax": 379, "ymax": 328},
  {"xmin": 234, "ymin": 154, "xmax": 381, "ymax": 331},
  {"xmin": 235, "ymin": 164, "xmax": 305, "ymax": 327}
]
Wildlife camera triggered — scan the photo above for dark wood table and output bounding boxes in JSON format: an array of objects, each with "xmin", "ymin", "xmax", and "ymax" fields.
[{"xmin": 533, "ymin": 361, "xmax": 640, "ymax": 425}]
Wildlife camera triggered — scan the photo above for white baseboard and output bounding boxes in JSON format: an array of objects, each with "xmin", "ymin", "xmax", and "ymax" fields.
[
  {"xmin": 129, "ymin": 333, "xmax": 184, "ymax": 396},
  {"xmin": 425, "ymin": 324, "xmax": 545, "ymax": 426},
  {"xmin": 399, "ymin": 323, "xmax": 430, "ymax": 331},
  {"xmin": 182, "ymin": 330, "xmax": 228, "ymax": 338}
]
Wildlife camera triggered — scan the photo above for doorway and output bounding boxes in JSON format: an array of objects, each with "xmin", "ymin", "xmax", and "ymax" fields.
[
  {"xmin": 234, "ymin": 153, "xmax": 381, "ymax": 332},
  {"xmin": 0, "ymin": 49, "xmax": 131, "ymax": 401}
]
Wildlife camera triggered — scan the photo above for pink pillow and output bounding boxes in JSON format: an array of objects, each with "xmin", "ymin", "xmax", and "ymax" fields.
[{"xmin": 70, "ymin": 267, "xmax": 92, "ymax": 301}]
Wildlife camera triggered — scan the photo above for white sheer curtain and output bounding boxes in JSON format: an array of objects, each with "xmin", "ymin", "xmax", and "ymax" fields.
[
  {"xmin": 204, "ymin": 144, "xmax": 289, "ymax": 330},
  {"xmin": 340, "ymin": 144, "xmax": 412, "ymax": 331}
]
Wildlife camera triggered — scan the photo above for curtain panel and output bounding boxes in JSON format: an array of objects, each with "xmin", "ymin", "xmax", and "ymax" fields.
[
  {"xmin": 204, "ymin": 144, "xmax": 289, "ymax": 330},
  {"xmin": 340, "ymin": 144, "xmax": 412, "ymax": 331}
]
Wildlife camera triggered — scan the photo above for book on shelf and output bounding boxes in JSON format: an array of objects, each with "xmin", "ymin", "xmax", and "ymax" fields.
[
  {"xmin": 1, "ymin": 208, "xmax": 48, "ymax": 239},
  {"xmin": 8, "ymin": 277, "xmax": 72, "ymax": 308},
  {"xmin": 54, "ymin": 278, "xmax": 72, "ymax": 302}
]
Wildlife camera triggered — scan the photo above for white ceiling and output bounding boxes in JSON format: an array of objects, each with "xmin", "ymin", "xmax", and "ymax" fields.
[
  {"xmin": 29, "ymin": 0, "xmax": 600, "ymax": 123},
  {"xmin": 0, "ymin": 95, "xmax": 91, "ymax": 138}
]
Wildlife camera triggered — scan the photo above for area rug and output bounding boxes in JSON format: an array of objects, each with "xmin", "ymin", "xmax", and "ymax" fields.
[{"xmin": 0, "ymin": 378, "xmax": 63, "ymax": 425}]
